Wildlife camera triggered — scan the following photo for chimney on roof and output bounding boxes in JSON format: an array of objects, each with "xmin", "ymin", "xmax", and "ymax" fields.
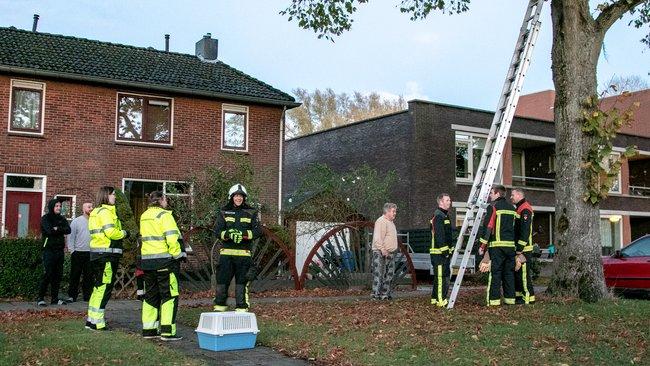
[
  {"xmin": 32, "ymin": 14, "xmax": 39, "ymax": 32},
  {"xmin": 195, "ymin": 33, "xmax": 218, "ymax": 62},
  {"xmin": 165, "ymin": 34, "xmax": 170, "ymax": 52}
]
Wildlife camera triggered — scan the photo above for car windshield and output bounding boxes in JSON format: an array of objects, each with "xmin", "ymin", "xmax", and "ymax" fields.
[{"xmin": 622, "ymin": 237, "xmax": 650, "ymax": 257}]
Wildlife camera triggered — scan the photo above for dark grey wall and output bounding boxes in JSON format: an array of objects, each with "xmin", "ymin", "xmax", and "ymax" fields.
[{"xmin": 283, "ymin": 111, "xmax": 415, "ymax": 227}]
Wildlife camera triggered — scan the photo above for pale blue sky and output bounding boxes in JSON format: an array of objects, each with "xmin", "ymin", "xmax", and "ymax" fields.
[{"xmin": 1, "ymin": 0, "xmax": 647, "ymax": 110}]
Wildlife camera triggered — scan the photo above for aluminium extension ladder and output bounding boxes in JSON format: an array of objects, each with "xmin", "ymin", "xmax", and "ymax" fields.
[{"xmin": 447, "ymin": 0, "xmax": 545, "ymax": 309}]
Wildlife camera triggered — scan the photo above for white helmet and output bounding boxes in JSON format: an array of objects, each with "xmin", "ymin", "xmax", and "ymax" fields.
[{"xmin": 228, "ymin": 183, "xmax": 248, "ymax": 199}]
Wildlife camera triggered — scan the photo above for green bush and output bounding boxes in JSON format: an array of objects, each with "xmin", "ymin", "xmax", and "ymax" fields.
[
  {"xmin": 115, "ymin": 189, "xmax": 139, "ymax": 268},
  {"xmin": 0, "ymin": 238, "xmax": 72, "ymax": 299}
]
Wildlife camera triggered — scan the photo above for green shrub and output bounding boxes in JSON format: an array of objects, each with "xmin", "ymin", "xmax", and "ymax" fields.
[
  {"xmin": 0, "ymin": 238, "xmax": 73, "ymax": 299},
  {"xmin": 115, "ymin": 189, "xmax": 139, "ymax": 268}
]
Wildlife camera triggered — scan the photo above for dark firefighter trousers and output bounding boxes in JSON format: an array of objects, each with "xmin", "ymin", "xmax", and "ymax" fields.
[
  {"xmin": 430, "ymin": 254, "xmax": 450, "ymax": 306},
  {"xmin": 487, "ymin": 247, "xmax": 516, "ymax": 306},
  {"xmin": 515, "ymin": 251, "xmax": 535, "ymax": 304},
  {"xmin": 142, "ymin": 262, "xmax": 180, "ymax": 337},
  {"xmin": 214, "ymin": 254, "xmax": 252, "ymax": 311}
]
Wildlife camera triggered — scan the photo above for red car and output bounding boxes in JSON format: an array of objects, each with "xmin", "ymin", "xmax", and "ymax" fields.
[{"xmin": 602, "ymin": 235, "xmax": 650, "ymax": 293}]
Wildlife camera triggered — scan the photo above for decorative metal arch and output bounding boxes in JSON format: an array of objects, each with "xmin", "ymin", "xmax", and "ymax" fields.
[
  {"xmin": 298, "ymin": 221, "xmax": 417, "ymax": 290},
  {"xmin": 181, "ymin": 225, "xmax": 299, "ymax": 292}
]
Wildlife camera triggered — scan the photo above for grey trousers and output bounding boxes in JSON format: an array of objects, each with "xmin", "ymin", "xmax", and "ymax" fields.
[{"xmin": 371, "ymin": 250, "xmax": 396, "ymax": 298}]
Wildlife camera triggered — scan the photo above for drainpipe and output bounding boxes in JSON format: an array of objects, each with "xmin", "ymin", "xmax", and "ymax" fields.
[{"xmin": 278, "ymin": 106, "xmax": 287, "ymax": 225}]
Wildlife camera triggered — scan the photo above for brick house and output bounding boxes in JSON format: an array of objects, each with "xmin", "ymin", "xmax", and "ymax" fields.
[
  {"xmin": 0, "ymin": 26, "xmax": 298, "ymax": 237},
  {"xmin": 283, "ymin": 91, "xmax": 650, "ymax": 254}
]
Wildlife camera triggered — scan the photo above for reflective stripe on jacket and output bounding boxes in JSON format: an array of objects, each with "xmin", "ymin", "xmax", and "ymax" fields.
[
  {"xmin": 430, "ymin": 208, "xmax": 452, "ymax": 255},
  {"xmin": 479, "ymin": 197, "xmax": 518, "ymax": 248},
  {"xmin": 140, "ymin": 206, "xmax": 185, "ymax": 270}
]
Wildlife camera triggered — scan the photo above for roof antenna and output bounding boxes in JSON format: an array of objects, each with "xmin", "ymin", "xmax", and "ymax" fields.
[
  {"xmin": 32, "ymin": 14, "xmax": 39, "ymax": 32},
  {"xmin": 165, "ymin": 34, "xmax": 170, "ymax": 52}
]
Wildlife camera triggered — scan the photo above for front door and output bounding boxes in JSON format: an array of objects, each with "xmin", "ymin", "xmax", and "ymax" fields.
[{"xmin": 5, "ymin": 191, "xmax": 42, "ymax": 237}]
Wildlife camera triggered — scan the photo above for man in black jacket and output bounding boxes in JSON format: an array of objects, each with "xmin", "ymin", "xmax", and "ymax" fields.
[{"xmin": 37, "ymin": 198, "xmax": 71, "ymax": 306}]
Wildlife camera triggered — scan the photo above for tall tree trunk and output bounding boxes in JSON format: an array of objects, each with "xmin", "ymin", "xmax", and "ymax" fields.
[{"xmin": 547, "ymin": 0, "xmax": 609, "ymax": 301}]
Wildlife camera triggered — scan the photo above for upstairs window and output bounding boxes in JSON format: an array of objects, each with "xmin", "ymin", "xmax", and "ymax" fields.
[
  {"xmin": 9, "ymin": 80, "xmax": 45, "ymax": 135},
  {"xmin": 455, "ymin": 132, "xmax": 501, "ymax": 183},
  {"xmin": 222, "ymin": 104, "xmax": 248, "ymax": 151},
  {"xmin": 117, "ymin": 93, "xmax": 172, "ymax": 144}
]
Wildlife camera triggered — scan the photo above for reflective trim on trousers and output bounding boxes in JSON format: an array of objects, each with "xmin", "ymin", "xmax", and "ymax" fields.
[{"xmin": 213, "ymin": 305, "xmax": 228, "ymax": 312}]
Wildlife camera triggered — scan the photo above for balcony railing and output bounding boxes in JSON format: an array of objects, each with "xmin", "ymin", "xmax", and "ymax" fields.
[
  {"xmin": 629, "ymin": 185, "xmax": 650, "ymax": 197},
  {"xmin": 512, "ymin": 175, "xmax": 555, "ymax": 189}
]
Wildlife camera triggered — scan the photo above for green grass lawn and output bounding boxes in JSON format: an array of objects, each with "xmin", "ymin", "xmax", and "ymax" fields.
[
  {"xmin": 180, "ymin": 292, "xmax": 650, "ymax": 365},
  {"xmin": 0, "ymin": 310, "xmax": 203, "ymax": 366}
]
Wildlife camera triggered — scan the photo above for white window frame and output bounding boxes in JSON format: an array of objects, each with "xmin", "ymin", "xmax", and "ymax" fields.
[
  {"xmin": 454, "ymin": 132, "xmax": 502, "ymax": 184},
  {"xmin": 221, "ymin": 104, "xmax": 249, "ymax": 152},
  {"xmin": 604, "ymin": 152, "xmax": 622, "ymax": 194},
  {"xmin": 114, "ymin": 92, "xmax": 174, "ymax": 147},
  {"xmin": 121, "ymin": 178, "xmax": 193, "ymax": 198},
  {"xmin": 54, "ymin": 194, "xmax": 77, "ymax": 221},
  {"xmin": 8, "ymin": 79, "xmax": 46, "ymax": 136},
  {"xmin": 1, "ymin": 173, "xmax": 47, "ymax": 238}
]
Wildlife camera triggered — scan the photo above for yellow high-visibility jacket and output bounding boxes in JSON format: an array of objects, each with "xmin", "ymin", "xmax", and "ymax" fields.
[
  {"xmin": 89, "ymin": 204, "xmax": 125, "ymax": 260},
  {"xmin": 140, "ymin": 206, "xmax": 185, "ymax": 270}
]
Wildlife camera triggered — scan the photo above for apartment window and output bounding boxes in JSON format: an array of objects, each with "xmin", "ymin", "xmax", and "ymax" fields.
[
  {"xmin": 600, "ymin": 215, "xmax": 622, "ymax": 256},
  {"xmin": 117, "ymin": 93, "xmax": 172, "ymax": 144},
  {"xmin": 548, "ymin": 154, "xmax": 556, "ymax": 174},
  {"xmin": 222, "ymin": 104, "xmax": 248, "ymax": 151},
  {"xmin": 455, "ymin": 132, "xmax": 500, "ymax": 182},
  {"xmin": 9, "ymin": 80, "xmax": 45, "ymax": 134},
  {"xmin": 602, "ymin": 153, "xmax": 622, "ymax": 194}
]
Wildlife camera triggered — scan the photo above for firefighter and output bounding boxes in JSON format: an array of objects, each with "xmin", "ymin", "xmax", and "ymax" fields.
[
  {"xmin": 86, "ymin": 186, "xmax": 129, "ymax": 330},
  {"xmin": 478, "ymin": 185, "xmax": 518, "ymax": 306},
  {"xmin": 430, "ymin": 193, "xmax": 453, "ymax": 307},
  {"xmin": 139, "ymin": 191, "xmax": 186, "ymax": 341},
  {"xmin": 213, "ymin": 184, "xmax": 262, "ymax": 312},
  {"xmin": 511, "ymin": 188, "xmax": 535, "ymax": 304}
]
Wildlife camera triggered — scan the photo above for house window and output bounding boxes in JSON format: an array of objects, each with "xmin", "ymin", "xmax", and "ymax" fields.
[
  {"xmin": 455, "ymin": 132, "xmax": 501, "ymax": 183},
  {"xmin": 117, "ymin": 93, "xmax": 172, "ymax": 144},
  {"xmin": 600, "ymin": 215, "xmax": 622, "ymax": 255},
  {"xmin": 9, "ymin": 80, "xmax": 45, "ymax": 134},
  {"xmin": 54, "ymin": 195, "xmax": 76, "ymax": 221},
  {"xmin": 222, "ymin": 105, "xmax": 248, "ymax": 151},
  {"xmin": 123, "ymin": 179, "xmax": 191, "ymax": 220}
]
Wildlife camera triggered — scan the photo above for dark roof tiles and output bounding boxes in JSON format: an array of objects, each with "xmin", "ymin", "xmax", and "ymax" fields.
[{"xmin": 0, "ymin": 26, "xmax": 296, "ymax": 106}]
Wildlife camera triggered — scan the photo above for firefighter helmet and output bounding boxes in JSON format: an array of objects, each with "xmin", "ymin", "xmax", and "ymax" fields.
[{"xmin": 228, "ymin": 183, "xmax": 248, "ymax": 199}]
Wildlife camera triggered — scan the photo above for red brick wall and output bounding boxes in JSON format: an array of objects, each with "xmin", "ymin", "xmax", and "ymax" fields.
[{"xmin": 0, "ymin": 75, "xmax": 283, "ymax": 226}]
